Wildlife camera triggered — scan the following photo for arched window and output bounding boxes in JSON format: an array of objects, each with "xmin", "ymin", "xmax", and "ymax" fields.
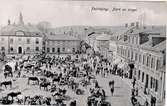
[{"xmin": 15, "ymin": 31, "xmax": 25, "ymax": 35}]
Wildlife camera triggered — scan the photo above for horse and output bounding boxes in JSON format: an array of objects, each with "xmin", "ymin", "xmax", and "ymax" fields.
[
  {"xmin": 4, "ymin": 65, "xmax": 13, "ymax": 78},
  {"xmin": 44, "ymin": 71, "xmax": 54, "ymax": 78},
  {"xmin": 42, "ymin": 97, "xmax": 51, "ymax": 105},
  {"xmin": 0, "ymin": 81, "xmax": 12, "ymax": 88},
  {"xmin": 52, "ymin": 76, "xmax": 61, "ymax": 83},
  {"xmin": 0, "ymin": 96, "xmax": 13, "ymax": 105},
  {"xmin": 28, "ymin": 77, "xmax": 39, "ymax": 85},
  {"xmin": 39, "ymin": 82, "xmax": 51, "ymax": 91},
  {"xmin": 7, "ymin": 91, "xmax": 21, "ymax": 101},
  {"xmin": 59, "ymin": 88, "xmax": 67, "ymax": 95}
]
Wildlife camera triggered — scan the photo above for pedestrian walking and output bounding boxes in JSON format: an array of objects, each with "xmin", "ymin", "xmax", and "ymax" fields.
[
  {"xmin": 110, "ymin": 86, "xmax": 114, "ymax": 96},
  {"xmin": 151, "ymin": 96, "xmax": 156, "ymax": 106},
  {"xmin": 135, "ymin": 87, "xmax": 138, "ymax": 96},
  {"xmin": 102, "ymin": 89, "xmax": 106, "ymax": 98},
  {"xmin": 18, "ymin": 71, "xmax": 21, "ymax": 78},
  {"xmin": 144, "ymin": 99, "xmax": 149, "ymax": 106}
]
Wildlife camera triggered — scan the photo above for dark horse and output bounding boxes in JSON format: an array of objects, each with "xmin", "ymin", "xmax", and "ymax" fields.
[
  {"xmin": 28, "ymin": 77, "xmax": 39, "ymax": 85},
  {"xmin": 0, "ymin": 81, "xmax": 12, "ymax": 89},
  {"xmin": 4, "ymin": 65, "xmax": 13, "ymax": 78},
  {"xmin": 7, "ymin": 91, "xmax": 21, "ymax": 101},
  {"xmin": 52, "ymin": 76, "xmax": 61, "ymax": 83},
  {"xmin": 39, "ymin": 82, "xmax": 51, "ymax": 91}
]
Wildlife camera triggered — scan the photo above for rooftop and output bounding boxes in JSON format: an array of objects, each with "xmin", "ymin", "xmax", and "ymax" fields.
[
  {"xmin": 96, "ymin": 33, "xmax": 111, "ymax": 41},
  {"xmin": 46, "ymin": 34, "xmax": 80, "ymax": 41},
  {"xmin": 0, "ymin": 24, "xmax": 43, "ymax": 37}
]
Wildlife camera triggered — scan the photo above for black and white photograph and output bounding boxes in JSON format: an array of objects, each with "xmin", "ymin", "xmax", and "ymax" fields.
[{"xmin": 0, "ymin": 0, "xmax": 166, "ymax": 106}]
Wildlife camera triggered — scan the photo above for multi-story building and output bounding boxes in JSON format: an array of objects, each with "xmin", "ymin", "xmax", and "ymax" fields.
[
  {"xmin": 96, "ymin": 33, "xmax": 110, "ymax": 58},
  {"xmin": 115, "ymin": 23, "xmax": 166, "ymax": 105},
  {"xmin": 45, "ymin": 34, "xmax": 81, "ymax": 54},
  {"xmin": 0, "ymin": 13, "xmax": 43, "ymax": 55}
]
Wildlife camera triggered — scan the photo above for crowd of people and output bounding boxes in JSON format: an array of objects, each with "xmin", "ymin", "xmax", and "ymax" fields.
[{"xmin": 0, "ymin": 52, "xmax": 156, "ymax": 106}]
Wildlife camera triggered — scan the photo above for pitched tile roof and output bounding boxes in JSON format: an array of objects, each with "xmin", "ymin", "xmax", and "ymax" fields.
[{"xmin": 46, "ymin": 34, "xmax": 80, "ymax": 41}]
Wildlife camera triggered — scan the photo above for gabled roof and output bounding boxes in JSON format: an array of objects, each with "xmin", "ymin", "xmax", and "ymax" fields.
[
  {"xmin": 153, "ymin": 40, "xmax": 166, "ymax": 51},
  {"xmin": 141, "ymin": 39, "xmax": 166, "ymax": 52},
  {"xmin": 96, "ymin": 33, "xmax": 111, "ymax": 41},
  {"xmin": 0, "ymin": 24, "xmax": 43, "ymax": 37},
  {"xmin": 47, "ymin": 34, "xmax": 80, "ymax": 41}
]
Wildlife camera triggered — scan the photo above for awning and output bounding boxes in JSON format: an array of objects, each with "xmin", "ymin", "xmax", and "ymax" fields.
[{"xmin": 112, "ymin": 58, "xmax": 121, "ymax": 65}]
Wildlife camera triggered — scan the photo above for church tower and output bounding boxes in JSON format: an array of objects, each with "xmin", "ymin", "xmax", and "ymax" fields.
[{"xmin": 18, "ymin": 12, "xmax": 24, "ymax": 25}]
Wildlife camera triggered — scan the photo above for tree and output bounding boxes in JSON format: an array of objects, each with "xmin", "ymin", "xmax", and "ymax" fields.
[{"xmin": 36, "ymin": 21, "xmax": 52, "ymax": 33}]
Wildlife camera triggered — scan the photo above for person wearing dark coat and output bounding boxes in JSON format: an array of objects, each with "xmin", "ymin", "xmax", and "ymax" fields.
[{"xmin": 70, "ymin": 100, "xmax": 76, "ymax": 106}]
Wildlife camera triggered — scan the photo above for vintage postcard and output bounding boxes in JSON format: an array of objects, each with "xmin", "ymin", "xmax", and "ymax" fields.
[{"xmin": 0, "ymin": 0, "xmax": 166, "ymax": 106}]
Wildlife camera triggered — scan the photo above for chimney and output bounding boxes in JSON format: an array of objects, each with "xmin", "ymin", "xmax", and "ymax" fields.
[{"xmin": 125, "ymin": 23, "xmax": 128, "ymax": 28}]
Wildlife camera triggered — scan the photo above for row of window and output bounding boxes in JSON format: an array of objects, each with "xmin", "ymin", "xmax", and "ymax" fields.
[
  {"xmin": 128, "ymin": 36, "xmax": 138, "ymax": 45},
  {"xmin": 47, "ymin": 41, "xmax": 78, "ymax": 46},
  {"xmin": 2, "ymin": 38, "xmax": 40, "ymax": 44},
  {"xmin": 121, "ymin": 35, "xmax": 139, "ymax": 45},
  {"xmin": 138, "ymin": 70, "xmax": 158, "ymax": 92},
  {"xmin": 1, "ymin": 47, "xmax": 40, "ymax": 52},
  {"xmin": 117, "ymin": 46, "xmax": 161, "ymax": 70},
  {"xmin": 47, "ymin": 47, "xmax": 75, "ymax": 53}
]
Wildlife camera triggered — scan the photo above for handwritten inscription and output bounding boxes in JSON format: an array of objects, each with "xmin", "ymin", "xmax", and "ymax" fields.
[
  {"xmin": 91, "ymin": 7, "xmax": 109, "ymax": 12},
  {"xmin": 91, "ymin": 7, "xmax": 137, "ymax": 12}
]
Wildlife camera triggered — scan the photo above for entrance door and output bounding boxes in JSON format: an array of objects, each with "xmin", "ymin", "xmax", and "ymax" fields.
[
  {"xmin": 18, "ymin": 47, "xmax": 22, "ymax": 54},
  {"xmin": 57, "ymin": 48, "xmax": 60, "ymax": 54}
]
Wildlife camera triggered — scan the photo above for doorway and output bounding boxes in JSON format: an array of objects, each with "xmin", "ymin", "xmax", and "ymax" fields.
[
  {"xmin": 18, "ymin": 46, "xmax": 22, "ymax": 54},
  {"xmin": 57, "ymin": 48, "xmax": 60, "ymax": 54}
]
